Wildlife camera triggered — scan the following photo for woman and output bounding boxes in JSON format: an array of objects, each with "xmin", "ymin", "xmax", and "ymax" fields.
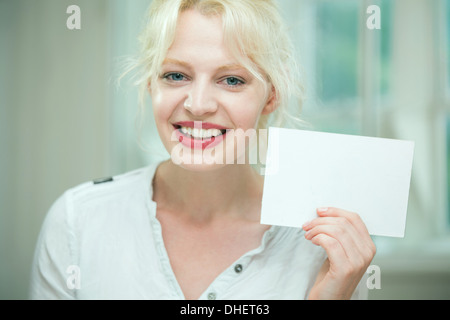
[{"xmin": 30, "ymin": 0, "xmax": 376, "ymax": 300}]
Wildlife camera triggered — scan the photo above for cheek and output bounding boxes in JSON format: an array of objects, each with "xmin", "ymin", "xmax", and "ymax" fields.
[
  {"xmin": 151, "ymin": 85, "xmax": 181, "ymax": 127},
  {"xmin": 227, "ymin": 92, "xmax": 267, "ymax": 129}
]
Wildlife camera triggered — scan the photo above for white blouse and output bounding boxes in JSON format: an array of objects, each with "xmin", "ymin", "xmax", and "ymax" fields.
[{"xmin": 29, "ymin": 161, "xmax": 368, "ymax": 300}]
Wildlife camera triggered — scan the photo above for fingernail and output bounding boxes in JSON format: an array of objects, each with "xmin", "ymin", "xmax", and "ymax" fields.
[
  {"xmin": 302, "ymin": 221, "xmax": 311, "ymax": 229},
  {"xmin": 317, "ymin": 207, "xmax": 328, "ymax": 213}
]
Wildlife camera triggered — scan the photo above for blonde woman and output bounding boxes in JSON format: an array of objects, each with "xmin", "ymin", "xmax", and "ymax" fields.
[{"xmin": 30, "ymin": 0, "xmax": 376, "ymax": 300}]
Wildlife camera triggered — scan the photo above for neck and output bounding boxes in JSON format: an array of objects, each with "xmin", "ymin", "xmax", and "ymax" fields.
[{"xmin": 152, "ymin": 160, "xmax": 264, "ymax": 223}]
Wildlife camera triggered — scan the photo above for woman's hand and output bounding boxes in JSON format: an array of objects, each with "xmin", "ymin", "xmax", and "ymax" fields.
[{"xmin": 302, "ymin": 207, "xmax": 376, "ymax": 300}]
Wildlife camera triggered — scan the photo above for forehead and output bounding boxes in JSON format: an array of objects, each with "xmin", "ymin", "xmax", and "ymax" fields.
[
  {"xmin": 165, "ymin": 9, "xmax": 237, "ymax": 66},
  {"xmin": 161, "ymin": 8, "xmax": 267, "ymax": 82},
  {"xmin": 171, "ymin": 10, "xmax": 223, "ymax": 49},
  {"xmin": 162, "ymin": 57, "xmax": 245, "ymax": 72}
]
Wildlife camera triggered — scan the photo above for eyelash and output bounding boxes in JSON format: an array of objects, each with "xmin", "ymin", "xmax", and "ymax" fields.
[
  {"xmin": 162, "ymin": 72, "xmax": 245, "ymax": 88},
  {"xmin": 223, "ymin": 77, "xmax": 245, "ymax": 87},
  {"xmin": 163, "ymin": 73, "xmax": 187, "ymax": 82}
]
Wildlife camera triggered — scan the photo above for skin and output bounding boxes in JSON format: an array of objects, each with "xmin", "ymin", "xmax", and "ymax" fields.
[
  {"xmin": 149, "ymin": 9, "xmax": 376, "ymax": 300},
  {"xmin": 303, "ymin": 207, "xmax": 376, "ymax": 299}
]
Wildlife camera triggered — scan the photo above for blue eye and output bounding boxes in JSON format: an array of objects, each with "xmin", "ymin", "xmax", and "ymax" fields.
[
  {"xmin": 225, "ymin": 77, "xmax": 244, "ymax": 86},
  {"xmin": 165, "ymin": 73, "xmax": 186, "ymax": 81}
]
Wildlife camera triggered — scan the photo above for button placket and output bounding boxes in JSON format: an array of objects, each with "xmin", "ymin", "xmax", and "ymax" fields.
[
  {"xmin": 207, "ymin": 292, "xmax": 217, "ymax": 300},
  {"xmin": 200, "ymin": 227, "xmax": 276, "ymax": 300},
  {"xmin": 234, "ymin": 263, "xmax": 243, "ymax": 273}
]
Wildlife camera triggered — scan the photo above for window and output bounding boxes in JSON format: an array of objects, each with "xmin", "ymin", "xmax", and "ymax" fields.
[
  {"xmin": 316, "ymin": 1, "xmax": 359, "ymax": 103},
  {"xmin": 445, "ymin": 0, "xmax": 450, "ymax": 225},
  {"xmin": 447, "ymin": 0, "xmax": 450, "ymax": 95},
  {"xmin": 279, "ymin": 0, "xmax": 450, "ymax": 242},
  {"xmin": 447, "ymin": 115, "xmax": 450, "ymax": 225},
  {"xmin": 284, "ymin": 0, "xmax": 392, "ymax": 136},
  {"xmin": 313, "ymin": 0, "xmax": 360, "ymax": 135},
  {"xmin": 293, "ymin": 0, "xmax": 362, "ymax": 135}
]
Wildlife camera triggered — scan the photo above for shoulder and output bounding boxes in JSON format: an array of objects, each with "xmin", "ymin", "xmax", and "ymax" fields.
[
  {"xmin": 44, "ymin": 162, "xmax": 161, "ymax": 236},
  {"xmin": 29, "ymin": 162, "xmax": 161, "ymax": 299},
  {"xmin": 67, "ymin": 165, "xmax": 152, "ymax": 208},
  {"xmin": 65, "ymin": 160, "xmax": 163, "ymax": 212}
]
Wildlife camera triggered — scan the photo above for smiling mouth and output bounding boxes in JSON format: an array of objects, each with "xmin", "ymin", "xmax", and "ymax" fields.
[{"xmin": 173, "ymin": 124, "xmax": 227, "ymax": 140}]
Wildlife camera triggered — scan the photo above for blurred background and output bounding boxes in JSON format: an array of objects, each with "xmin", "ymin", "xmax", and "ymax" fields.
[{"xmin": 0, "ymin": 0, "xmax": 449, "ymax": 299}]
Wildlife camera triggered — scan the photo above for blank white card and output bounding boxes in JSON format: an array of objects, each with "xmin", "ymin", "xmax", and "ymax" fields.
[{"xmin": 260, "ymin": 127, "xmax": 415, "ymax": 237}]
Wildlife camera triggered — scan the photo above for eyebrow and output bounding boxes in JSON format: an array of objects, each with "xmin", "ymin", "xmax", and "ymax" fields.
[{"xmin": 162, "ymin": 58, "xmax": 245, "ymax": 72}]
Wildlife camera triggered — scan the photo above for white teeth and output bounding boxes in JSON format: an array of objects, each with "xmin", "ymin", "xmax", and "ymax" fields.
[{"xmin": 179, "ymin": 126, "xmax": 224, "ymax": 139}]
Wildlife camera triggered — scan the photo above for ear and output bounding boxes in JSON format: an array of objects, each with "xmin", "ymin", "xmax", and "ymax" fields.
[{"xmin": 261, "ymin": 85, "xmax": 278, "ymax": 115}]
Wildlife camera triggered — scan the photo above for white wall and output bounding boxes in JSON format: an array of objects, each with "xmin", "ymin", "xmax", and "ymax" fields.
[{"xmin": 0, "ymin": 0, "xmax": 111, "ymax": 299}]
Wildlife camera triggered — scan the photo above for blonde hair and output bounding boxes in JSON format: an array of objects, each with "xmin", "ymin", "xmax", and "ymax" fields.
[{"xmin": 124, "ymin": 0, "xmax": 305, "ymax": 134}]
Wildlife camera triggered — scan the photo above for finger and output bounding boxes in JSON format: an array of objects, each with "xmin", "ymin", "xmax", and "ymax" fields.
[
  {"xmin": 316, "ymin": 207, "xmax": 371, "ymax": 240},
  {"xmin": 303, "ymin": 217, "xmax": 350, "ymax": 232},
  {"xmin": 316, "ymin": 207, "xmax": 376, "ymax": 258},
  {"xmin": 309, "ymin": 230, "xmax": 372, "ymax": 288},
  {"xmin": 303, "ymin": 217, "xmax": 369, "ymax": 258},
  {"xmin": 309, "ymin": 233, "xmax": 348, "ymax": 268},
  {"xmin": 305, "ymin": 224, "xmax": 363, "ymax": 266}
]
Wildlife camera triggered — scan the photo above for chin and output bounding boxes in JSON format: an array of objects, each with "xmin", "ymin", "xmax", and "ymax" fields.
[
  {"xmin": 169, "ymin": 145, "xmax": 229, "ymax": 171},
  {"xmin": 175, "ymin": 161, "xmax": 229, "ymax": 173}
]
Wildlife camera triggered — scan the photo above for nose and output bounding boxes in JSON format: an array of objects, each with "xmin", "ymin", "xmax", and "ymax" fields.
[{"xmin": 184, "ymin": 78, "xmax": 218, "ymax": 116}]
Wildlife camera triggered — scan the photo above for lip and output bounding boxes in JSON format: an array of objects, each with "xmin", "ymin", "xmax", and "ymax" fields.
[
  {"xmin": 172, "ymin": 122, "xmax": 228, "ymax": 150},
  {"xmin": 173, "ymin": 121, "xmax": 229, "ymax": 130}
]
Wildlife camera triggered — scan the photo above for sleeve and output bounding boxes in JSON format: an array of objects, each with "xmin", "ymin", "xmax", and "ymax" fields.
[{"xmin": 29, "ymin": 191, "xmax": 77, "ymax": 300}]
